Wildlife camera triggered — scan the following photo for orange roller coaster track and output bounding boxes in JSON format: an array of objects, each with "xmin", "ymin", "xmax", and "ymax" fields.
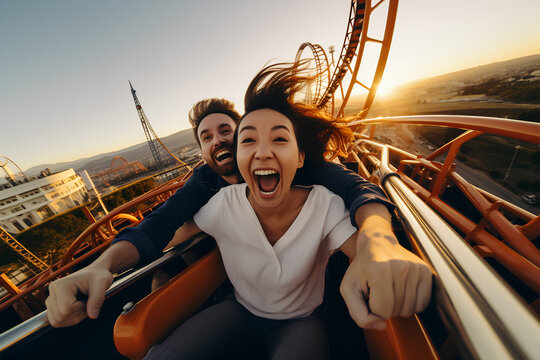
[{"xmin": 319, "ymin": 0, "xmax": 398, "ymax": 119}]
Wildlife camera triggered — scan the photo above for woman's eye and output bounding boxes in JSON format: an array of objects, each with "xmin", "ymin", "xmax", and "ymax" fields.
[
  {"xmin": 274, "ymin": 137, "xmax": 288, "ymax": 142},
  {"xmin": 241, "ymin": 137, "xmax": 254, "ymax": 143}
]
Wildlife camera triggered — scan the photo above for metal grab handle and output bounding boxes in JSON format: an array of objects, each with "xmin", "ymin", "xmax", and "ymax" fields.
[{"xmin": 372, "ymin": 142, "xmax": 540, "ymax": 360}]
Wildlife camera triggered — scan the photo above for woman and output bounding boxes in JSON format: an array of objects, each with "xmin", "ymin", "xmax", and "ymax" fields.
[{"xmin": 146, "ymin": 62, "xmax": 365, "ymax": 360}]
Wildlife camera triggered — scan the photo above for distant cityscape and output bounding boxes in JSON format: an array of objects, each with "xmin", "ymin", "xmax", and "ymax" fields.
[{"xmin": 0, "ymin": 131, "xmax": 201, "ymax": 235}]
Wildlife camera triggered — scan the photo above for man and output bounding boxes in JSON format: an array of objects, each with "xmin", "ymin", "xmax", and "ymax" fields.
[{"xmin": 46, "ymin": 98, "xmax": 431, "ymax": 331}]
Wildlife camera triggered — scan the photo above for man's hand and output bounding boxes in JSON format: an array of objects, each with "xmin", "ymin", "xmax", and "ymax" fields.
[
  {"xmin": 45, "ymin": 267, "xmax": 113, "ymax": 327},
  {"xmin": 339, "ymin": 203, "xmax": 433, "ymax": 330},
  {"xmin": 45, "ymin": 241, "xmax": 140, "ymax": 327}
]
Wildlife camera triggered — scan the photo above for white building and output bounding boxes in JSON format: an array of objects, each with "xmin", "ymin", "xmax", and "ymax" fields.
[{"xmin": 0, "ymin": 169, "xmax": 89, "ymax": 234}]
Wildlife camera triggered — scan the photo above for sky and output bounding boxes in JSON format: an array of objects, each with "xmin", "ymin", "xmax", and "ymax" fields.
[{"xmin": 1, "ymin": 0, "xmax": 540, "ymax": 172}]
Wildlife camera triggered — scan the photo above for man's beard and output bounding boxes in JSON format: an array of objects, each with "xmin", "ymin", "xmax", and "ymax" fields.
[
  {"xmin": 207, "ymin": 145, "xmax": 237, "ymax": 176},
  {"xmin": 208, "ymin": 160, "xmax": 237, "ymax": 177}
]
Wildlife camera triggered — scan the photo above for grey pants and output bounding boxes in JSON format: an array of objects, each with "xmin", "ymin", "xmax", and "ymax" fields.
[{"xmin": 145, "ymin": 299, "xmax": 329, "ymax": 360}]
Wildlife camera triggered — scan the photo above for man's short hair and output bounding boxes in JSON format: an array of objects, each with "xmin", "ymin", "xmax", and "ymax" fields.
[{"xmin": 188, "ymin": 98, "xmax": 241, "ymax": 145}]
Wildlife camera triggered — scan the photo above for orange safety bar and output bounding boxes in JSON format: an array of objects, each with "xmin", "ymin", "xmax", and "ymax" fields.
[
  {"xmin": 364, "ymin": 316, "xmax": 439, "ymax": 360},
  {"xmin": 113, "ymin": 249, "xmax": 227, "ymax": 360}
]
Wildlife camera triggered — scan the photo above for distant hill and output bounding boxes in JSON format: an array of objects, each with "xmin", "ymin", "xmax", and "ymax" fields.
[
  {"xmin": 358, "ymin": 54, "xmax": 540, "ymax": 119},
  {"xmin": 24, "ymin": 128, "xmax": 197, "ymax": 176},
  {"xmin": 396, "ymin": 53, "xmax": 540, "ymax": 98}
]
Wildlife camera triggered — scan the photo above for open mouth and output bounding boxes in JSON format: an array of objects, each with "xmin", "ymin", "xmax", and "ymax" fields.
[
  {"xmin": 254, "ymin": 169, "xmax": 280, "ymax": 195},
  {"xmin": 214, "ymin": 148, "xmax": 233, "ymax": 163}
]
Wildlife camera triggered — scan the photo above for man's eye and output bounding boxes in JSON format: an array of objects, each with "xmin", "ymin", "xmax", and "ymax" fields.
[
  {"xmin": 202, "ymin": 136, "xmax": 211, "ymax": 142},
  {"xmin": 222, "ymin": 129, "xmax": 231, "ymax": 134}
]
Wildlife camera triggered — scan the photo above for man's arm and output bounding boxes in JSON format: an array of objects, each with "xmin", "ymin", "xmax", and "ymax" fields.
[
  {"xmin": 112, "ymin": 165, "xmax": 225, "ymax": 265},
  {"xmin": 339, "ymin": 203, "xmax": 433, "ymax": 330},
  {"xmin": 46, "ymin": 165, "xmax": 225, "ymax": 327},
  {"xmin": 294, "ymin": 162, "xmax": 395, "ymax": 227},
  {"xmin": 46, "ymin": 241, "xmax": 140, "ymax": 327}
]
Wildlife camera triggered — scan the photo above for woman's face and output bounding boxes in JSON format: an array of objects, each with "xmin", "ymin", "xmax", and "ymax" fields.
[{"xmin": 236, "ymin": 109, "xmax": 305, "ymax": 209}]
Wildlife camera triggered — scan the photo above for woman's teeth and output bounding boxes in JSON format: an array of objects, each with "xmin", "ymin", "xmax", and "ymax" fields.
[
  {"xmin": 254, "ymin": 169, "xmax": 278, "ymax": 176},
  {"xmin": 253, "ymin": 169, "xmax": 280, "ymax": 195}
]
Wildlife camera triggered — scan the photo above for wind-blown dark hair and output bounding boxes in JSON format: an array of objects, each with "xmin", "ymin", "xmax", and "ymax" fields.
[
  {"xmin": 241, "ymin": 61, "xmax": 352, "ymax": 164},
  {"xmin": 188, "ymin": 98, "xmax": 241, "ymax": 146}
]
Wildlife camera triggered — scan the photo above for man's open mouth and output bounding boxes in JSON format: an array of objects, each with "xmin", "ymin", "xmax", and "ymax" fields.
[
  {"xmin": 215, "ymin": 148, "xmax": 233, "ymax": 163},
  {"xmin": 254, "ymin": 169, "xmax": 280, "ymax": 195}
]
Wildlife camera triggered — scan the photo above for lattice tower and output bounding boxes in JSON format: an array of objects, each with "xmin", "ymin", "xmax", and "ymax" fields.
[
  {"xmin": 129, "ymin": 81, "xmax": 190, "ymax": 170},
  {"xmin": 0, "ymin": 227, "xmax": 48, "ymax": 273}
]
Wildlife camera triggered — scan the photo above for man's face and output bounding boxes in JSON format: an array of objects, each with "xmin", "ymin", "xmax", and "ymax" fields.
[{"xmin": 197, "ymin": 113, "xmax": 237, "ymax": 176}]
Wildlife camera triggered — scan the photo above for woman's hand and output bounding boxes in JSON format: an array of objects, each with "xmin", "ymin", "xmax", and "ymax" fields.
[{"xmin": 339, "ymin": 203, "xmax": 433, "ymax": 330}]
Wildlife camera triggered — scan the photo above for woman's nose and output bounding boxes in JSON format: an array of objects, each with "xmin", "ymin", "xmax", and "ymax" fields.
[{"xmin": 255, "ymin": 142, "xmax": 273, "ymax": 159}]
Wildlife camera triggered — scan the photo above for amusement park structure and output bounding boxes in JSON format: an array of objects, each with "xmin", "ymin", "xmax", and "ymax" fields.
[
  {"xmin": 91, "ymin": 156, "xmax": 147, "ymax": 187},
  {"xmin": 1, "ymin": 1, "xmax": 539, "ymax": 359},
  {"xmin": 0, "ymin": 157, "xmax": 27, "ymax": 184}
]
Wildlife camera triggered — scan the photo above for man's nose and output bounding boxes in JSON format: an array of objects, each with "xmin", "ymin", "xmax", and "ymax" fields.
[{"xmin": 213, "ymin": 133, "xmax": 227, "ymax": 147}]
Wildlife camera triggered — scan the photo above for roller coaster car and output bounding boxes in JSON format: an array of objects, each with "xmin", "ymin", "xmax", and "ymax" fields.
[
  {"xmin": 112, "ymin": 238, "xmax": 437, "ymax": 360},
  {"xmin": 1, "ymin": 0, "xmax": 539, "ymax": 358}
]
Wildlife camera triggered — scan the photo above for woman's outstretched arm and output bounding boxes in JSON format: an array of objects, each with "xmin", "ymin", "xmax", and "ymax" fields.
[{"xmin": 339, "ymin": 203, "xmax": 433, "ymax": 330}]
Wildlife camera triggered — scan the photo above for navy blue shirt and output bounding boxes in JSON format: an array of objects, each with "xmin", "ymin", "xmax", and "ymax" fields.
[{"xmin": 113, "ymin": 162, "xmax": 395, "ymax": 264}]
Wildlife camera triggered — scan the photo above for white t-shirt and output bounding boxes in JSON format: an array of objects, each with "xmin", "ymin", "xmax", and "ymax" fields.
[{"xmin": 193, "ymin": 184, "xmax": 356, "ymax": 319}]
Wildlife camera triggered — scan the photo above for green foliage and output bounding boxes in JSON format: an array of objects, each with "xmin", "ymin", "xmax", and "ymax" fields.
[
  {"xmin": 0, "ymin": 177, "xmax": 158, "ymax": 273},
  {"xmin": 102, "ymin": 177, "xmax": 157, "ymax": 210},
  {"xmin": 0, "ymin": 207, "xmax": 92, "ymax": 273},
  {"xmin": 530, "ymin": 151, "xmax": 540, "ymax": 166},
  {"xmin": 415, "ymin": 127, "xmax": 539, "ymax": 200},
  {"xmin": 462, "ymin": 78, "xmax": 540, "ymax": 104},
  {"xmin": 518, "ymin": 109, "xmax": 540, "ymax": 123},
  {"xmin": 416, "ymin": 127, "xmax": 464, "ymax": 148},
  {"xmin": 489, "ymin": 170, "xmax": 502, "ymax": 179},
  {"xmin": 516, "ymin": 180, "xmax": 531, "ymax": 190}
]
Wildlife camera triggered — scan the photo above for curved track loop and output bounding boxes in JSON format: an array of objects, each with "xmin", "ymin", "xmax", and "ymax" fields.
[
  {"xmin": 0, "ymin": 156, "xmax": 27, "ymax": 179},
  {"xmin": 294, "ymin": 43, "xmax": 332, "ymax": 110},
  {"xmin": 317, "ymin": 0, "xmax": 398, "ymax": 120}
]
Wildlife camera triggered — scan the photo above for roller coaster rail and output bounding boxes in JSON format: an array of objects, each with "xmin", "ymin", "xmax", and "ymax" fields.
[
  {"xmin": 377, "ymin": 142, "xmax": 539, "ymax": 360},
  {"xmin": 348, "ymin": 116, "xmax": 540, "ymax": 295}
]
